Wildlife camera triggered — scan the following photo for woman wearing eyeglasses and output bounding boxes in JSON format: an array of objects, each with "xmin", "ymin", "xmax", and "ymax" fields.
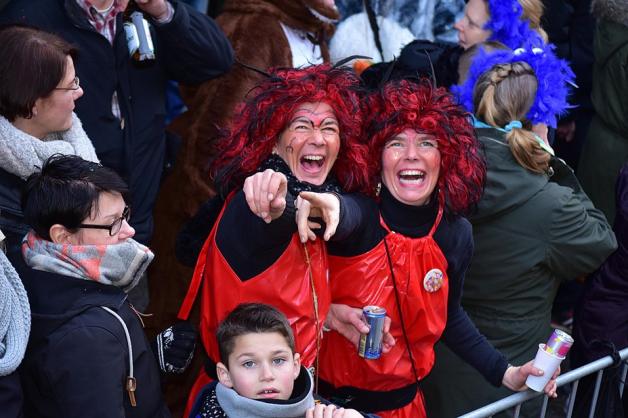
[
  {"xmin": 12, "ymin": 154, "xmax": 172, "ymax": 418},
  {"xmin": 0, "ymin": 25, "xmax": 98, "ymax": 261}
]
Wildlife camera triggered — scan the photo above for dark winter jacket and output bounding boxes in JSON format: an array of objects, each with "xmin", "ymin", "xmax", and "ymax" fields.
[
  {"xmin": 12, "ymin": 251, "xmax": 171, "ymax": 418},
  {"xmin": 578, "ymin": 0, "xmax": 628, "ymax": 224},
  {"xmin": 572, "ymin": 163, "xmax": 628, "ymax": 367},
  {"xmin": 0, "ymin": 168, "xmax": 28, "ymax": 262},
  {"xmin": 0, "ymin": 371, "xmax": 23, "ymax": 418},
  {"xmin": 0, "ymin": 0, "xmax": 234, "ymax": 244},
  {"xmin": 424, "ymin": 127, "xmax": 617, "ymax": 418}
]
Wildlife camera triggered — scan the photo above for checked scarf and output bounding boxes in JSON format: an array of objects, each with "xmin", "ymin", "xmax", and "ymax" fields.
[{"xmin": 22, "ymin": 231, "xmax": 154, "ymax": 293}]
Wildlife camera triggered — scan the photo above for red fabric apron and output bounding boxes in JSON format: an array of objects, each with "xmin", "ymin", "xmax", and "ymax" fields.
[
  {"xmin": 178, "ymin": 195, "xmax": 331, "ymax": 415},
  {"xmin": 319, "ymin": 205, "xmax": 449, "ymax": 418}
]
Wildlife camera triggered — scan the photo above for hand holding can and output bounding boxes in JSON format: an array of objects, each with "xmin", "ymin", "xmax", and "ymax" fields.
[
  {"xmin": 358, "ymin": 306, "xmax": 386, "ymax": 360},
  {"xmin": 526, "ymin": 329, "xmax": 573, "ymax": 392}
]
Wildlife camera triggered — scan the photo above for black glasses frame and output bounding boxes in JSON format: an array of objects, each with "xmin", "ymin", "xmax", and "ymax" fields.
[
  {"xmin": 77, "ymin": 206, "xmax": 131, "ymax": 236},
  {"xmin": 55, "ymin": 76, "xmax": 80, "ymax": 91}
]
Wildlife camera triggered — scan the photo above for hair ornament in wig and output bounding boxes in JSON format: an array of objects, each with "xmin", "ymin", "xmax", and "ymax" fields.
[
  {"xmin": 211, "ymin": 63, "xmax": 370, "ymax": 197},
  {"xmin": 485, "ymin": 0, "xmax": 544, "ymax": 50},
  {"xmin": 452, "ymin": 44, "xmax": 575, "ymax": 128},
  {"xmin": 366, "ymin": 79, "xmax": 486, "ymax": 216}
]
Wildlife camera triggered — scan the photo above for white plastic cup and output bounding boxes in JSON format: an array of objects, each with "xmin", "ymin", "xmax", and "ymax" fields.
[{"xmin": 525, "ymin": 343, "xmax": 564, "ymax": 392}]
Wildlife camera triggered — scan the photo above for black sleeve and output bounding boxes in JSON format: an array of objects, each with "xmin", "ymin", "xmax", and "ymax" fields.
[
  {"xmin": 216, "ymin": 190, "xmax": 297, "ymax": 280},
  {"xmin": 175, "ymin": 195, "xmax": 224, "ymax": 267},
  {"xmin": 327, "ymin": 194, "xmax": 384, "ymax": 256},
  {"xmin": 153, "ymin": 1, "xmax": 233, "ymax": 84},
  {"xmin": 438, "ymin": 219, "xmax": 509, "ymax": 387}
]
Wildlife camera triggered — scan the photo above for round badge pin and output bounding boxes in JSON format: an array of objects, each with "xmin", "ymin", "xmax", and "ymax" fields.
[{"xmin": 423, "ymin": 268, "xmax": 444, "ymax": 292}]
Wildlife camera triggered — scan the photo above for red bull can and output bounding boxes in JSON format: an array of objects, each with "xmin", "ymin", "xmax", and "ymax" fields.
[
  {"xmin": 358, "ymin": 306, "xmax": 386, "ymax": 360},
  {"xmin": 544, "ymin": 329, "xmax": 574, "ymax": 358}
]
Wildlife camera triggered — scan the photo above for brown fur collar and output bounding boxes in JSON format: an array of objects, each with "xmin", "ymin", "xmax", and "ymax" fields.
[
  {"xmin": 592, "ymin": 0, "xmax": 628, "ymax": 26},
  {"xmin": 221, "ymin": 0, "xmax": 337, "ymax": 39}
]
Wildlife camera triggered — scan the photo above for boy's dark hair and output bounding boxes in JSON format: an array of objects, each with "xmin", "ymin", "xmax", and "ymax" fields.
[
  {"xmin": 0, "ymin": 24, "xmax": 78, "ymax": 121},
  {"xmin": 217, "ymin": 303, "xmax": 295, "ymax": 367},
  {"xmin": 22, "ymin": 154, "xmax": 129, "ymax": 240}
]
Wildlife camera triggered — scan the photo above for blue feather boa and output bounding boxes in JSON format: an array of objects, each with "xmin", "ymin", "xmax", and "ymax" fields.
[
  {"xmin": 485, "ymin": 0, "xmax": 545, "ymax": 49},
  {"xmin": 453, "ymin": 43, "xmax": 575, "ymax": 128}
]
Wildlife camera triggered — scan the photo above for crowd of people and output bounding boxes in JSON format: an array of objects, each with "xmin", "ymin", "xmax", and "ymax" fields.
[{"xmin": 0, "ymin": 0, "xmax": 625, "ymax": 417}]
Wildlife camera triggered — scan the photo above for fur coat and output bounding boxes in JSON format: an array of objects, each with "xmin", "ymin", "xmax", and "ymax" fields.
[{"xmin": 147, "ymin": 2, "xmax": 337, "ymax": 415}]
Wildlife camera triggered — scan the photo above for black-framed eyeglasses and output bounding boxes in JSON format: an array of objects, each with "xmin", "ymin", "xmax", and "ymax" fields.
[
  {"xmin": 55, "ymin": 76, "xmax": 80, "ymax": 91},
  {"xmin": 78, "ymin": 206, "xmax": 131, "ymax": 236}
]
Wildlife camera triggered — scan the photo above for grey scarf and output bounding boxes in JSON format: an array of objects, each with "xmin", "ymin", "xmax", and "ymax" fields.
[
  {"xmin": 22, "ymin": 231, "xmax": 154, "ymax": 293},
  {"xmin": 215, "ymin": 368, "xmax": 315, "ymax": 418},
  {"xmin": 0, "ymin": 230, "xmax": 31, "ymax": 376},
  {"xmin": 0, "ymin": 113, "xmax": 99, "ymax": 179}
]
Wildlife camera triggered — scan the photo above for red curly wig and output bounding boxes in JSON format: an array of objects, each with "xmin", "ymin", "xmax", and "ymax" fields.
[
  {"xmin": 211, "ymin": 64, "xmax": 370, "ymax": 195},
  {"xmin": 367, "ymin": 79, "xmax": 486, "ymax": 215}
]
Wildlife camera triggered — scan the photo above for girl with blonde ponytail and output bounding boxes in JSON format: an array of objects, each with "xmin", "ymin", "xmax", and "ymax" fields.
[
  {"xmin": 473, "ymin": 61, "xmax": 550, "ymax": 174},
  {"xmin": 423, "ymin": 58, "xmax": 616, "ymax": 418}
]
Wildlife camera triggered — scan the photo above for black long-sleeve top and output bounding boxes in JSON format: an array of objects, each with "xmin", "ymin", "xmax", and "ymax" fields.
[{"xmin": 327, "ymin": 187, "xmax": 508, "ymax": 387}]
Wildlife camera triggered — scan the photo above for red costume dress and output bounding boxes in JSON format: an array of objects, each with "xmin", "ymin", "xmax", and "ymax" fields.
[
  {"xmin": 320, "ymin": 205, "xmax": 449, "ymax": 418},
  {"xmin": 178, "ymin": 194, "xmax": 331, "ymax": 412}
]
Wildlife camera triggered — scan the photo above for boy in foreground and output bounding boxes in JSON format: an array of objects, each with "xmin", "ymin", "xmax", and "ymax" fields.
[{"xmin": 189, "ymin": 303, "xmax": 367, "ymax": 418}]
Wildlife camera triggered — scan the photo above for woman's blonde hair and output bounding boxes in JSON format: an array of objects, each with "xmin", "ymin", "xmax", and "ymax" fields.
[
  {"xmin": 473, "ymin": 62, "xmax": 550, "ymax": 174},
  {"xmin": 518, "ymin": 0, "xmax": 548, "ymax": 42}
]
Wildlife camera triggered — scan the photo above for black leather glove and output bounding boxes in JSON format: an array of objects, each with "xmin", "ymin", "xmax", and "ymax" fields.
[{"xmin": 153, "ymin": 321, "xmax": 197, "ymax": 374}]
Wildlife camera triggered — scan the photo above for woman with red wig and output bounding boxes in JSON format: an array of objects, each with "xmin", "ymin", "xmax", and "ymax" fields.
[
  {"xmin": 176, "ymin": 63, "xmax": 371, "ymax": 413},
  {"xmin": 262, "ymin": 80, "xmax": 559, "ymax": 417}
]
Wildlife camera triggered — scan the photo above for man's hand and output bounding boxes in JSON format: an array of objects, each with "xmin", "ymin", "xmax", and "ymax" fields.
[
  {"xmin": 556, "ymin": 120, "xmax": 576, "ymax": 143},
  {"xmin": 502, "ymin": 361, "xmax": 559, "ymax": 398},
  {"xmin": 243, "ymin": 169, "xmax": 288, "ymax": 223},
  {"xmin": 324, "ymin": 303, "xmax": 395, "ymax": 353},
  {"xmin": 135, "ymin": 0, "xmax": 170, "ymax": 21}
]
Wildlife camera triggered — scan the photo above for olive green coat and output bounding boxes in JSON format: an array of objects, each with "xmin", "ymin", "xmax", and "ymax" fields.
[
  {"xmin": 423, "ymin": 128, "xmax": 616, "ymax": 418},
  {"xmin": 578, "ymin": 0, "xmax": 628, "ymax": 225}
]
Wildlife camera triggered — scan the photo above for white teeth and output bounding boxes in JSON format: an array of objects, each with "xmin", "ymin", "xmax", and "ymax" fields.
[
  {"xmin": 303, "ymin": 155, "xmax": 324, "ymax": 161},
  {"xmin": 399, "ymin": 170, "xmax": 424, "ymax": 176}
]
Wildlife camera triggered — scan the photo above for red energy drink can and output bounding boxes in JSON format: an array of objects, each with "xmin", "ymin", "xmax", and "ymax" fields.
[
  {"xmin": 358, "ymin": 306, "xmax": 386, "ymax": 360},
  {"xmin": 544, "ymin": 329, "xmax": 574, "ymax": 358}
]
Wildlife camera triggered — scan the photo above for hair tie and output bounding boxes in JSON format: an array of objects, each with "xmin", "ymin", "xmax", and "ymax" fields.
[{"xmin": 504, "ymin": 121, "xmax": 522, "ymax": 131}]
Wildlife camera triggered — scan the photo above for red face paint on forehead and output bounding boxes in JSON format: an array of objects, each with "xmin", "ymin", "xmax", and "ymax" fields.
[{"xmin": 290, "ymin": 104, "xmax": 338, "ymax": 127}]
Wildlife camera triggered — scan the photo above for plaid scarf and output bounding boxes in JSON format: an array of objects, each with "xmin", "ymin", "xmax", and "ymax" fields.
[
  {"xmin": 75, "ymin": 0, "xmax": 125, "ymax": 44},
  {"xmin": 22, "ymin": 231, "xmax": 154, "ymax": 293}
]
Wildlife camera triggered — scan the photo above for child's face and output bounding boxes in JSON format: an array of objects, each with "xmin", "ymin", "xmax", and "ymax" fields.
[{"xmin": 217, "ymin": 332, "xmax": 301, "ymax": 400}]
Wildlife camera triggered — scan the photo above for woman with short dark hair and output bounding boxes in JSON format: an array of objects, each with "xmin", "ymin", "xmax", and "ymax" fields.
[
  {"xmin": 0, "ymin": 25, "xmax": 98, "ymax": 257},
  {"xmin": 16, "ymin": 154, "xmax": 171, "ymax": 418}
]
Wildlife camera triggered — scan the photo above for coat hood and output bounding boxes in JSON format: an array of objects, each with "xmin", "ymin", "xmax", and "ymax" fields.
[
  {"xmin": 592, "ymin": 0, "xmax": 628, "ymax": 27},
  {"xmin": 470, "ymin": 128, "xmax": 549, "ymax": 223}
]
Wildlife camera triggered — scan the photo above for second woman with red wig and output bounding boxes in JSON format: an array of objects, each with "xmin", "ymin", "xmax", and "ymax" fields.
[
  {"xmin": 268, "ymin": 80, "xmax": 559, "ymax": 417},
  {"xmin": 177, "ymin": 63, "xmax": 371, "ymax": 412}
]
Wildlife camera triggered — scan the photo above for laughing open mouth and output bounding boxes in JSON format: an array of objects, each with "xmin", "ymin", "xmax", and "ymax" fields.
[
  {"xmin": 398, "ymin": 169, "xmax": 426, "ymax": 184},
  {"xmin": 301, "ymin": 155, "xmax": 325, "ymax": 171}
]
